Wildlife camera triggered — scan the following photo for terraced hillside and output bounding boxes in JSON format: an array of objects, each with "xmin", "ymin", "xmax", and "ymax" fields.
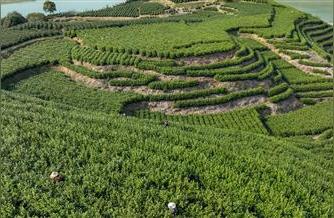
[{"xmin": 1, "ymin": 0, "xmax": 333, "ymax": 216}]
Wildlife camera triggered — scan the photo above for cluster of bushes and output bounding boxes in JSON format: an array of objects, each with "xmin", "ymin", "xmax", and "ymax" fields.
[
  {"xmin": 1, "ymin": 39, "xmax": 75, "ymax": 80},
  {"xmin": 1, "ymin": 11, "xmax": 48, "ymax": 28},
  {"xmin": 139, "ymin": 2, "xmax": 167, "ymax": 15},
  {"xmin": 71, "ymin": 46, "xmax": 141, "ymax": 66},
  {"xmin": 0, "ymin": 29, "xmax": 61, "ymax": 50},
  {"xmin": 134, "ymin": 107, "xmax": 268, "ymax": 134},
  {"xmin": 266, "ymin": 100, "xmax": 333, "ymax": 136}
]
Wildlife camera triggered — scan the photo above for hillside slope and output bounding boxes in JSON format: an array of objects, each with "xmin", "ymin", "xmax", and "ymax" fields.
[{"xmin": 1, "ymin": 90, "xmax": 333, "ymax": 216}]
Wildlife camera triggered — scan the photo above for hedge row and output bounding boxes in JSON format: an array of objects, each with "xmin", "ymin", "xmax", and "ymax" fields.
[
  {"xmin": 291, "ymin": 82, "xmax": 333, "ymax": 92},
  {"xmin": 174, "ymin": 87, "xmax": 265, "ymax": 108},
  {"xmin": 109, "ymin": 72, "xmax": 157, "ymax": 87},
  {"xmin": 269, "ymin": 88, "xmax": 294, "ymax": 103},
  {"xmin": 298, "ymin": 60, "xmax": 332, "ymax": 68},
  {"xmin": 147, "ymin": 80, "xmax": 199, "ymax": 91},
  {"xmin": 71, "ymin": 46, "xmax": 141, "ymax": 66},
  {"xmin": 296, "ymin": 90, "xmax": 333, "ymax": 98}
]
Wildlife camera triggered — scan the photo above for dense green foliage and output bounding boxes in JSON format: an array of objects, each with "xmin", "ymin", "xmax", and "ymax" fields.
[
  {"xmin": 1, "ymin": 1, "xmax": 333, "ymax": 216},
  {"xmin": 4, "ymin": 69, "xmax": 138, "ymax": 114},
  {"xmin": 70, "ymin": 45, "xmax": 141, "ymax": 66},
  {"xmin": 1, "ymin": 39, "xmax": 75, "ymax": 80},
  {"xmin": 266, "ymin": 101, "xmax": 334, "ymax": 136},
  {"xmin": 78, "ymin": 1, "xmax": 167, "ymax": 17},
  {"xmin": 1, "ymin": 90, "xmax": 333, "ymax": 216},
  {"xmin": 241, "ymin": 6, "xmax": 305, "ymax": 38},
  {"xmin": 75, "ymin": 21, "xmax": 237, "ymax": 57},
  {"xmin": 296, "ymin": 18, "xmax": 333, "ymax": 61},
  {"xmin": 279, "ymin": 67, "xmax": 331, "ymax": 84},
  {"xmin": 0, "ymin": 29, "xmax": 61, "ymax": 50},
  {"xmin": 135, "ymin": 107, "xmax": 268, "ymax": 134}
]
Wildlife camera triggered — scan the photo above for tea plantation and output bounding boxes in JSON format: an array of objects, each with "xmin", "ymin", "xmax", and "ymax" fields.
[{"xmin": 1, "ymin": 0, "xmax": 333, "ymax": 216}]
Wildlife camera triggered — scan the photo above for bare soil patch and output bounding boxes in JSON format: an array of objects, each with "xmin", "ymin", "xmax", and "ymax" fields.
[
  {"xmin": 222, "ymin": 79, "xmax": 272, "ymax": 92},
  {"xmin": 177, "ymin": 50, "xmax": 236, "ymax": 65},
  {"xmin": 266, "ymin": 96, "xmax": 303, "ymax": 115}
]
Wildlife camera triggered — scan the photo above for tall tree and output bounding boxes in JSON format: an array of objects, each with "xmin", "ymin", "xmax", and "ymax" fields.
[{"xmin": 43, "ymin": 0, "xmax": 57, "ymax": 14}]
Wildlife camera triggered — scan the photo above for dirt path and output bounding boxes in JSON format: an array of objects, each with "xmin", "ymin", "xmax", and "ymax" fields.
[
  {"xmin": 240, "ymin": 33, "xmax": 333, "ymax": 78},
  {"xmin": 52, "ymin": 66, "xmax": 106, "ymax": 88}
]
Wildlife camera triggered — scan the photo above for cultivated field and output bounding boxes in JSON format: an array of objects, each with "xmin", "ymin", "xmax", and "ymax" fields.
[{"xmin": 1, "ymin": 0, "xmax": 333, "ymax": 216}]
